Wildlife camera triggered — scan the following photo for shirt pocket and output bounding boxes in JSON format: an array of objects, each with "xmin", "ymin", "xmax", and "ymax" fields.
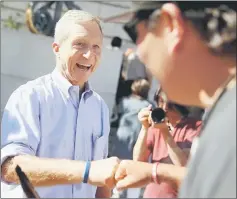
[{"xmin": 92, "ymin": 135, "xmax": 107, "ymax": 160}]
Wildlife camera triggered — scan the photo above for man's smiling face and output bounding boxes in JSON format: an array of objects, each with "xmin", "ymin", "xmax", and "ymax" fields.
[{"xmin": 53, "ymin": 20, "xmax": 103, "ymax": 87}]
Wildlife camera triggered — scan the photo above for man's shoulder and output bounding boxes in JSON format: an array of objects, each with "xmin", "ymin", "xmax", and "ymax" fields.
[
  {"xmin": 14, "ymin": 73, "xmax": 52, "ymax": 94},
  {"xmin": 203, "ymin": 85, "xmax": 236, "ymax": 136},
  {"xmin": 179, "ymin": 86, "xmax": 236, "ymax": 198},
  {"xmin": 7, "ymin": 74, "xmax": 52, "ymax": 104}
]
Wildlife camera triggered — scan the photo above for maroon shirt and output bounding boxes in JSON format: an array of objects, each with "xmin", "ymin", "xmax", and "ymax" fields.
[{"xmin": 143, "ymin": 117, "xmax": 202, "ymax": 198}]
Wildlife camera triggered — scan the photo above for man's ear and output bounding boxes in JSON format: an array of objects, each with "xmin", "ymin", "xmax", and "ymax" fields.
[
  {"xmin": 161, "ymin": 3, "xmax": 185, "ymax": 54},
  {"xmin": 52, "ymin": 42, "xmax": 60, "ymax": 55}
]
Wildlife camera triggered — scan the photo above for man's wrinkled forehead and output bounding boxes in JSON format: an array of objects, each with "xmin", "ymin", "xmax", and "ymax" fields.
[
  {"xmin": 55, "ymin": 10, "xmax": 103, "ymax": 45},
  {"xmin": 68, "ymin": 21, "xmax": 103, "ymax": 42}
]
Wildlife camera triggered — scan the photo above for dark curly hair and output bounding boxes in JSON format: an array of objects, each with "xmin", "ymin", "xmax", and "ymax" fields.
[{"xmin": 148, "ymin": 2, "xmax": 236, "ymax": 57}]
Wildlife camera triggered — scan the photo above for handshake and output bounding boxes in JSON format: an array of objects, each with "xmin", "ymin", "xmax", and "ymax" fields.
[{"xmin": 88, "ymin": 157, "xmax": 153, "ymax": 191}]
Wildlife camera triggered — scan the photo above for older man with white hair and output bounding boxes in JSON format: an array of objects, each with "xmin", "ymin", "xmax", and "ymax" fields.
[{"xmin": 1, "ymin": 10, "xmax": 119, "ymax": 198}]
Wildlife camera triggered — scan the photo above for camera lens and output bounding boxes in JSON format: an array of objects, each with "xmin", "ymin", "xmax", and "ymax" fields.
[{"xmin": 151, "ymin": 108, "xmax": 166, "ymax": 123}]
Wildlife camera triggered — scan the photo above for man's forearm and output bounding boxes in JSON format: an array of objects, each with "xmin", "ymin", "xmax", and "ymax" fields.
[
  {"xmin": 1, "ymin": 155, "xmax": 85, "ymax": 187},
  {"xmin": 157, "ymin": 163, "xmax": 187, "ymax": 188},
  {"xmin": 114, "ymin": 160, "xmax": 187, "ymax": 191},
  {"xmin": 133, "ymin": 127, "xmax": 150, "ymax": 161}
]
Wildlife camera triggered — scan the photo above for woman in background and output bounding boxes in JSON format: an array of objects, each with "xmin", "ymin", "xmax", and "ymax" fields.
[{"xmin": 133, "ymin": 88, "xmax": 202, "ymax": 198}]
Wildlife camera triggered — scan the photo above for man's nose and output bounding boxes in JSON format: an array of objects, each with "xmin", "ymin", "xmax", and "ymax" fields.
[{"xmin": 83, "ymin": 49, "xmax": 92, "ymax": 59}]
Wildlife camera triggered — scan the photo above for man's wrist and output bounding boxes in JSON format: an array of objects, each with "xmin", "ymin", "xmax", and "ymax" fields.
[
  {"xmin": 151, "ymin": 162, "xmax": 159, "ymax": 184},
  {"xmin": 83, "ymin": 161, "xmax": 91, "ymax": 183}
]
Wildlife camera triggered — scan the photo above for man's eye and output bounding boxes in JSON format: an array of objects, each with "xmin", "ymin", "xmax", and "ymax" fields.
[
  {"xmin": 76, "ymin": 43, "xmax": 86, "ymax": 47},
  {"xmin": 93, "ymin": 45, "xmax": 100, "ymax": 49},
  {"xmin": 93, "ymin": 45, "xmax": 101, "ymax": 54}
]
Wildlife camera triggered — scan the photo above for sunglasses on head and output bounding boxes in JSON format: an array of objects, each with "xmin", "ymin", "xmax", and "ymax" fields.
[{"xmin": 123, "ymin": 9, "xmax": 159, "ymax": 43}]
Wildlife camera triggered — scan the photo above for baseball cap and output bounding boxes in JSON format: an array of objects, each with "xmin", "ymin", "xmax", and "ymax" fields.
[
  {"xmin": 102, "ymin": 1, "xmax": 236, "ymax": 43},
  {"xmin": 102, "ymin": 1, "xmax": 236, "ymax": 23}
]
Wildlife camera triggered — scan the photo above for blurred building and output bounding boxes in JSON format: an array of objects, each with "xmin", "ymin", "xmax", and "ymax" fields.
[{"xmin": 1, "ymin": 1, "xmax": 158, "ymax": 116}]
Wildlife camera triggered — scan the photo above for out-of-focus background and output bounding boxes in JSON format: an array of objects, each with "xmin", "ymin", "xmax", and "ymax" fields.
[
  {"xmin": 1, "ymin": 2, "xmax": 207, "ymax": 198},
  {"xmin": 1, "ymin": 1, "xmax": 158, "ymax": 116},
  {"xmin": 1, "ymin": 4, "xmax": 158, "ymax": 196}
]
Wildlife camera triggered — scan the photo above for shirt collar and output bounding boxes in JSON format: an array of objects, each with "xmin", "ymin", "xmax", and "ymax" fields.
[{"xmin": 51, "ymin": 68, "xmax": 93, "ymax": 99}]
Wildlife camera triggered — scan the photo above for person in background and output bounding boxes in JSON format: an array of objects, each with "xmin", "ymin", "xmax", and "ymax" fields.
[
  {"xmin": 1, "ymin": 10, "xmax": 119, "ymax": 198},
  {"xmin": 105, "ymin": 1, "xmax": 236, "ymax": 198},
  {"xmin": 133, "ymin": 88, "xmax": 202, "ymax": 198},
  {"xmin": 107, "ymin": 36, "xmax": 122, "ymax": 51},
  {"xmin": 115, "ymin": 48, "xmax": 152, "ymax": 107},
  {"xmin": 110, "ymin": 78, "xmax": 152, "ymax": 198},
  {"xmin": 124, "ymin": 49, "xmax": 152, "ymax": 84},
  {"xmin": 188, "ymin": 107, "xmax": 205, "ymax": 120}
]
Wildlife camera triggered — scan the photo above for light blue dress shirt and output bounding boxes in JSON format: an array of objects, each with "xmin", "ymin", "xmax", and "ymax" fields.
[{"xmin": 1, "ymin": 68, "xmax": 110, "ymax": 198}]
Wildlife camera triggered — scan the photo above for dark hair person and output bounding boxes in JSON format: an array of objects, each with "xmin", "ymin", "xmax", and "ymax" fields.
[
  {"xmin": 133, "ymin": 88, "xmax": 202, "ymax": 198},
  {"xmin": 104, "ymin": 2, "xmax": 236, "ymax": 198}
]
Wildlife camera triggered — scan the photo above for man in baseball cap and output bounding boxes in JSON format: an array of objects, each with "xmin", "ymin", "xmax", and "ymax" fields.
[{"xmin": 104, "ymin": 1, "xmax": 236, "ymax": 198}]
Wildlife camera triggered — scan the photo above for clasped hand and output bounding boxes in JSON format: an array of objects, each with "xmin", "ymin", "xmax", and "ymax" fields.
[
  {"xmin": 90, "ymin": 157, "xmax": 153, "ymax": 191},
  {"xmin": 91, "ymin": 106, "xmax": 172, "ymax": 191},
  {"xmin": 90, "ymin": 105, "xmax": 173, "ymax": 191}
]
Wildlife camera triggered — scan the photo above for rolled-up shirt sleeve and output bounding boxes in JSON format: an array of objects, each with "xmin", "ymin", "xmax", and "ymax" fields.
[{"xmin": 1, "ymin": 86, "xmax": 41, "ymax": 165}]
